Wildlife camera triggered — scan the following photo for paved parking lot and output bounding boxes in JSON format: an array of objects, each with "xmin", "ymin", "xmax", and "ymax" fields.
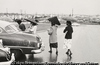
[{"xmin": 10, "ymin": 25, "xmax": 100, "ymax": 64}]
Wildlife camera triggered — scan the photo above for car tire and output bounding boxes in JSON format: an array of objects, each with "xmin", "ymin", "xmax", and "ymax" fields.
[
  {"xmin": 0, "ymin": 49, "xmax": 10, "ymax": 62},
  {"xmin": 26, "ymin": 54, "xmax": 34, "ymax": 60},
  {"xmin": 11, "ymin": 49, "xmax": 25, "ymax": 61},
  {"xmin": 31, "ymin": 54, "xmax": 34, "ymax": 58}
]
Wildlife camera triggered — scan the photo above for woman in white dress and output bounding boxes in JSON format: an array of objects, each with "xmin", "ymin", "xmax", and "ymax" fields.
[
  {"xmin": 28, "ymin": 21, "xmax": 38, "ymax": 34},
  {"xmin": 47, "ymin": 16, "xmax": 61, "ymax": 55}
]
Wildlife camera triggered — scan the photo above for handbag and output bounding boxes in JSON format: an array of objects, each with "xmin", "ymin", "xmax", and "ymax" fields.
[{"xmin": 48, "ymin": 27, "xmax": 53, "ymax": 35}]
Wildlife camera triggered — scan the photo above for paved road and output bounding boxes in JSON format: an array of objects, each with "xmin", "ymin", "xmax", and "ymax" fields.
[
  {"xmin": 20, "ymin": 25, "xmax": 100, "ymax": 64},
  {"xmin": 11, "ymin": 25, "xmax": 100, "ymax": 64}
]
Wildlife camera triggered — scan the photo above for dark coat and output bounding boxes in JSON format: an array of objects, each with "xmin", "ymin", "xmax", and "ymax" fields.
[
  {"xmin": 19, "ymin": 24, "xmax": 26, "ymax": 31},
  {"xmin": 63, "ymin": 25, "xmax": 73, "ymax": 39}
]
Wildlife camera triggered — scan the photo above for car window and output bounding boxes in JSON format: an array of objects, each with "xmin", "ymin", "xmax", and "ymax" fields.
[
  {"xmin": 0, "ymin": 28, "xmax": 2, "ymax": 33},
  {"xmin": 0, "ymin": 27, "xmax": 6, "ymax": 33},
  {"xmin": 5, "ymin": 24, "xmax": 19, "ymax": 33},
  {"xmin": 14, "ymin": 24, "xmax": 22, "ymax": 31}
]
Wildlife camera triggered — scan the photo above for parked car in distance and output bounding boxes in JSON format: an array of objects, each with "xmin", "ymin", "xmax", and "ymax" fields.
[
  {"xmin": 0, "ymin": 49, "xmax": 15, "ymax": 65},
  {"xmin": 72, "ymin": 22, "xmax": 80, "ymax": 26},
  {"xmin": 0, "ymin": 20, "xmax": 44, "ymax": 58}
]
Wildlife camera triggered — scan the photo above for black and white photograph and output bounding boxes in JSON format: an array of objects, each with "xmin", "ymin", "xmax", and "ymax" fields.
[{"xmin": 0, "ymin": 0, "xmax": 100, "ymax": 65}]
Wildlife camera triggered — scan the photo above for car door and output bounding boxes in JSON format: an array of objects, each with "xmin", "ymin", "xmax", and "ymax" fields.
[{"xmin": 0, "ymin": 27, "xmax": 22, "ymax": 47}]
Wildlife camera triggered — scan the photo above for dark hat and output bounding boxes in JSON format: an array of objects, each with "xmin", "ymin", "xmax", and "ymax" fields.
[
  {"xmin": 24, "ymin": 18, "xmax": 38, "ymax": 25},
  {"xmin": 48, "ymin": 16, "xmax": 61, "ymax": 25},
  {"xmin": 67, "ymin": 21, "xmax": 72, "ymax": 25},
  {"xmin": 14, "ymin": 19, "xmax": 22, "ymax": 24}
]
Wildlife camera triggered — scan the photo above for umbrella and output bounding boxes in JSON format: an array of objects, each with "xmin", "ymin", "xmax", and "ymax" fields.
[
  {"xmin": 24, "ymin": 18, "xmax": 38, "ymax": 25},
  {"xmin": 48, "ymin": 16, "xmax": 61, "ymax": 25},
  {"xmin": 61, "ymin": 16, "xmax": 77, "ymax": 22}
]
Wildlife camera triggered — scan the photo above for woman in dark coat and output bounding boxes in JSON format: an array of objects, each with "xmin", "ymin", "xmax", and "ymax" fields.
[{"xmin": 63, "ymin": 21, "xmax": 73, "ymax": 56}]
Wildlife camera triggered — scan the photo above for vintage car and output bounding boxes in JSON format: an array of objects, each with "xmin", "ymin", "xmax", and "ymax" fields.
[
  {"xmin": 0, "ymin": 49, "xmax": 15, "ymax": 65},
  {"xmin": 0, "ymin": 20, "xmax": 44, "ymax": 58}
]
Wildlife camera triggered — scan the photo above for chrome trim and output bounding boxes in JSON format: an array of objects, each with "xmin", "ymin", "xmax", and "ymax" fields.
[{"xmin": 31, "ymin": 46, "xmax": 44, "ymax": 54}]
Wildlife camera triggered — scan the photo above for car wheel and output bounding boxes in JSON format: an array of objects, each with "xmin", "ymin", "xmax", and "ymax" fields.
[
  {"xmin": 11, "ymin": 49, "xmax": 25, "ymax": 61},
  {"xmin": 31, "ymin": 54, "xmax": 34, "ymax": 58},
  {"xmin": 0, "ymin": 49, "xmax": 10, "ymax": 62},
  {"xmin": 26, "ymin": 54, "xmax": 34, "ymax": 60}
]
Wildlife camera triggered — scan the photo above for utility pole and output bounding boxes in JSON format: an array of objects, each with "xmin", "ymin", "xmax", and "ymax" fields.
[
  {"xmin": 6, "ymin": 8, "xmax": 8, "ymax": 16},
  {"xmin": 20, "ymin": 9, "xmax": 23, "ymax": 19},
  {"xmin": 20, "ymin": 9, "xmax": 22, "ymax": 15},
  {"xmin": 72, "ymin": 8, "xmax": 73, "ymax": 16}
]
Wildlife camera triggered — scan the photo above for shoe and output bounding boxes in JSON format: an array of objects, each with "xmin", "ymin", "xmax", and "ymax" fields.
[
  {"xmin": 49, "ymin": 50, "xmax": 52, "ymax": 53},
  {"xmin": 56, "ymin": 51, "xmax": 58, "ymax": 55}
]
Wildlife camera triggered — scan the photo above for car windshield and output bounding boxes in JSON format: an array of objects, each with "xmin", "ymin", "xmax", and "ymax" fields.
[{"xmin": 5, "ymin": 24, "xmax": 20, "ymax": 33}]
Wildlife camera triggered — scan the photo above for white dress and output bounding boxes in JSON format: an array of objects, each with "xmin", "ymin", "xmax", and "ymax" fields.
[
  {"xmin": 48, "ymin": 26, "xmax": 58, "ymax": 43},
  {"xmin": 29, "ymin": 26, "xmax": 37, "ymax": 34},
  {"xmin": 63, "ymin": 39, "xmax": 72, "ymax": 49}
]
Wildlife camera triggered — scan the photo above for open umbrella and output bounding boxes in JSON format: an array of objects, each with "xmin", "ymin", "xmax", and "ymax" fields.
[
  {"xmin": 24, "ymin": 18, "xmax": 38, "ymax": 25},
  {"xmin": 61, "ymin": 16, "xmax": 77, "ymax": 22},
  {"xmin": 48, "ymin": 16, "xmax": 61, "ymax": 25}
]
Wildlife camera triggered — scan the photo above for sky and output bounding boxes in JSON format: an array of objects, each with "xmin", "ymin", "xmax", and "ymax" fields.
[{"xmin": 0, "ymin": 0, "xmax": 100, "ymax": 15}]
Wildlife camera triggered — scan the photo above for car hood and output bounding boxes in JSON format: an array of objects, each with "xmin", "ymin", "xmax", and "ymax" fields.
[{"xmin": 0, "ymin": 32, "xmax": 38, "ymax": 42}]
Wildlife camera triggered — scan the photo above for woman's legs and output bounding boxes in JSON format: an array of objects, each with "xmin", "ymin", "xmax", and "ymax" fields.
[
  {"xmin": 66, "ymin": 49, "xmax": 72, "ymax": 55},
  {"xmin": 56, "ymin": 48, "xmax": 58, "ymax": 55},
  {"xmin": 65, "ymin": 39, "xmax": 72, "ymax": 55},
  {"xmin": 49, "ymin": 44, "xmax": 52, "ymax": 53},
  {"xmin": 49, "ymin": 43, "xmax": 58, "ymax": 55}
]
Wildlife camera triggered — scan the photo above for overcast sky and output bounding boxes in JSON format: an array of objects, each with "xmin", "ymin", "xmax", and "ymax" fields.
[{"xmin": 0, "ymin": 0, "xmax": 100, "ymax": 15}]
